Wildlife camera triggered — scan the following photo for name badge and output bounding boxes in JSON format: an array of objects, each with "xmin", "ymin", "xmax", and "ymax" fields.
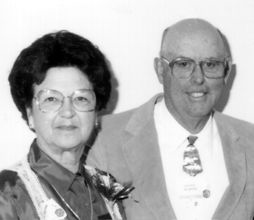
[
  {"xmin": 44, "ymin": 199, "xmax": 67, "ymax": 220},
  {"xmin": 179, "ymin": 178, "xmax": 210, "ymax": 200}
]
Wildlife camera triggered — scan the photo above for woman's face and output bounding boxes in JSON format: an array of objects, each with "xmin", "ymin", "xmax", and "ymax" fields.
[{"xmin": 27, "ymin": 66, "xmax": 96, "ymax": 154}]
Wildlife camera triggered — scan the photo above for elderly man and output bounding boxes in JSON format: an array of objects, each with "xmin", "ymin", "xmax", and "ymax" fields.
[{"xmin": 87, "ymin": 18, "xmax": 254, "ymax": 220}]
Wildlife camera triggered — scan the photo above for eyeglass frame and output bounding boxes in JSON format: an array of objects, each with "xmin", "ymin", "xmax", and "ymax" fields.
[
  {"xmin": 33, "ymin": 88, "xmax": 96, "ymax": 113},
  {"xmin": 160, "ymin": 56, "xmax": 231, "ymax": 79}
]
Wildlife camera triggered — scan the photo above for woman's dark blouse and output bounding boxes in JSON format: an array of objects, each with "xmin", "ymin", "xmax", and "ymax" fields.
[{"xmin": 0, "ymin": 140, "xmax": 112, "ymax": 220}]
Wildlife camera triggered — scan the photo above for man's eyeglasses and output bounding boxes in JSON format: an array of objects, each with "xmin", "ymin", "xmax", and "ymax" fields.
[
  {"xmin": 34, "ymin": 89, "xmax": 96, "ymax": 113},
  {"xmin": 160, "ymin": 57, "xmax": 230, "ymax": 79}
]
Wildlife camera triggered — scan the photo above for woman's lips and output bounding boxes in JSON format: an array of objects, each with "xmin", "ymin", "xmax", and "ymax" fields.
[{"xmin": 56, "ymin": 125, "xmax": 77, "ymax": 130}]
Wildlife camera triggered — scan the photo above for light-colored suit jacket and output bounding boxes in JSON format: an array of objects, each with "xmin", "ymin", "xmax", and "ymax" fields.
[{"xmin": 87, "ymin": 94, "xmax": 254, "ymax": 220}]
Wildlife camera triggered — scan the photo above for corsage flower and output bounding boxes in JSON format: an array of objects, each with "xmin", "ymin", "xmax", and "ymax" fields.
[{"xmin": 84, "ymin": 165, "xmax": 134, "ymax": 220}]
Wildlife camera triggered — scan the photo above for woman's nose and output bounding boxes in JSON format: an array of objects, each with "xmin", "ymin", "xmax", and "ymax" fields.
[{"xmin": 58, "ymin": 97, "xmax": 75, "ymax": 118}]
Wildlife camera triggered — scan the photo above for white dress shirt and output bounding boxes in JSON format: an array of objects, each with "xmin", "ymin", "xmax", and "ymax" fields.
[{"xmin": 154, "ymin": 99, "xmax": 229, "ymax": 220}]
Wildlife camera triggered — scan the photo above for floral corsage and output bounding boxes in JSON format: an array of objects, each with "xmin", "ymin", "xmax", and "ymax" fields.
[{"xmin": 84, "ymin": 165, "xmax": 134, "ymax": 220}]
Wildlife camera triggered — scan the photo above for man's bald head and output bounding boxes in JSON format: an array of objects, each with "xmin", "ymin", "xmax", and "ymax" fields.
[{"xmin": 160, "ymin": 18, "xmax": 231, "ymax": 60}]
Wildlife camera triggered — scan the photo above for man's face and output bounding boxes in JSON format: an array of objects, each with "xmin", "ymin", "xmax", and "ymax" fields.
[{"xmin": 155, "ymin": 27, "xmax": 229, "ymax": 123}]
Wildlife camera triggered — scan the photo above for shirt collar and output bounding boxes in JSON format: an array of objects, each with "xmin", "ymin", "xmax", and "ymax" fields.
[
  {"xmin": 154, "ymin": 98, "xmax": 214, "ymax": 151},
  {"xmin": 28, "ymin": 139, "xmax": 85, "ymax": 194}
]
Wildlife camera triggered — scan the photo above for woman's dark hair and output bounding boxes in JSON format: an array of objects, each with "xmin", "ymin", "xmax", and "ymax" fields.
[{"xmin": 9, "ymin": 30, "xmax": 111, "ymax": 123}]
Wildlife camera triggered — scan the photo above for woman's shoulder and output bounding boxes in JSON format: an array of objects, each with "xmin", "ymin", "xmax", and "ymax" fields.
[
  {"xmin": 0, "ymin": 170, "xmax": 19, "ymax": 187},
  {"xmin": 0, "ymin": 168, "xmax": 32, "ymax": 201},
  {"xmin": 0, "ymin": 169, "xmax": 20, "ymax": 192},
  {"xmin": 0, "ymin": 170, "xmax": 21, "ymax": 219},
  {"xmin": 0, "ymin": 169, "xmax": 38, "ymax": 220}
]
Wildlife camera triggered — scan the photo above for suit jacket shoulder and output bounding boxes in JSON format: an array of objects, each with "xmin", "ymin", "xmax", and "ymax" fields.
[
  {"xmin": 87, "ymin": 108, "xmax": 138, "ymax": 177},
  {"xmin": 87, "ymin": 95, "xmax": 160, "ymax": 172},
  {"xmin": 99, "ymin": 94, "xmax": 161, "ymax": 137},
  {"xmin": 215, "ymin": 111, "xmax": 254, "ymax": 146}
]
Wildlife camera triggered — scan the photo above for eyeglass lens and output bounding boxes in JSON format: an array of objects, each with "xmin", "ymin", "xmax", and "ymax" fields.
[
  {"xmin": 172, "ymin": 59, "xmax": 226, "ymax": 78},
  {"xmin": 36, "ymin": 89, "xmax": 96, "ymax": 112}
]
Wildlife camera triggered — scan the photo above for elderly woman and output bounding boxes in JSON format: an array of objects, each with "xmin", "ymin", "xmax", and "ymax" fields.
[{"xmin": 0, "ymin": 31, "xmax": 126, "ymax": 220}]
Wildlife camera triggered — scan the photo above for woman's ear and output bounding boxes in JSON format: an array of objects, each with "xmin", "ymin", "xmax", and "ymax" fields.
[{"xmin": 26, "ymin": 107, "xmax": 35, "ymax": 130}]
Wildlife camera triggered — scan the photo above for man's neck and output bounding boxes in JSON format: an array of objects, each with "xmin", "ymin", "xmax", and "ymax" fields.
[
  {"xmin": 177, "ymin": 115, "xmax": 210, "ymax": 134},
  {"xmin": 164, "ymin": 104, "xmax": 211, "ymax": 134}
]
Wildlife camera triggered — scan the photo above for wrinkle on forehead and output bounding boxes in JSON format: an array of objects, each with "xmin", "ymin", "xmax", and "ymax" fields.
[{"xmin": 160, "ymin": 18, "xmax": 228, "ymax": 59}]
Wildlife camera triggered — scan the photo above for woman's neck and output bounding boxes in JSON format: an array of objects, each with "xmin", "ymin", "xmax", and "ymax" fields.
[
  {"xmin": 52, "ymin": 149, "xmax": 83, "ymax": 173},
  {"xmin": 36, "ymin": 140, "xmax": 84, "ymax": 173}
]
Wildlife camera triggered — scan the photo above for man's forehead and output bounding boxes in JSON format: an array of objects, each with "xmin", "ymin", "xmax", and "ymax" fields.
[{"xmin": 161, "ymin": 19, "xmax": 227, "ymax": 58}]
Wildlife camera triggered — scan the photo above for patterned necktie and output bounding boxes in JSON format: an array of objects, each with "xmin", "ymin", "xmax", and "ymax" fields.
[{"xmin": 183, "ymin": 136, "xmax": 203, "ymax": 176}]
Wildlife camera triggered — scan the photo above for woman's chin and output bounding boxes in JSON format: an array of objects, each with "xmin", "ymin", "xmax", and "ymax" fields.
[{"xmin": 53, "ymin": 139, "xmax": 84, "ymax": 151}]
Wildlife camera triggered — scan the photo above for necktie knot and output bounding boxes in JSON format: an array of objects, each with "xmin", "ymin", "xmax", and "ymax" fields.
[{"xmin": 187, "ymin": 135, "xmax": 198, "ymax": 145}]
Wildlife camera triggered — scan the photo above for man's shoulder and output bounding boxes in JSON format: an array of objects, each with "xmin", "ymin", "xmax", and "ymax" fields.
[
  {"xmin": 97, "ymin": 108, "xmax": 137, "ymax": 141},
  {"xmin": 215, "ymin": 112, "xmax": 254, "ymax": 137},
  {"xmin": 100, "ymin": 108, "xmax": 136, "ymax": 128},
  {"xmin": 99, "ymin": 94, "xmax": 161, "ymax": 132}
]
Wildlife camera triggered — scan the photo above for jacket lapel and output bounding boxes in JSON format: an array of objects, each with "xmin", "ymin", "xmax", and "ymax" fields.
[
  {"xmin": 212, "ymin": 112, "xmax": 246, "ymax": 220},
  {"xmin": 121, "ymin": 95, "xmax": 177, "ymax": 220}
]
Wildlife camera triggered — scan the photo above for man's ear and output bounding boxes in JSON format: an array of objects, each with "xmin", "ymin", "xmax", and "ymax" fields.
[
  {"xmin": 224, "ymin": 61, "xmax": 233, "ymax": 84},
  {"xmin": 154, "ymin": 57, "xmax": 165, "ymax": 84}
]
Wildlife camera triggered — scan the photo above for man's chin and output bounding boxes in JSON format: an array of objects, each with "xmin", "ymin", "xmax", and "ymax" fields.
[{"xmin": 187, "ymin": 108, "xmax": 212, "ymax": 119}]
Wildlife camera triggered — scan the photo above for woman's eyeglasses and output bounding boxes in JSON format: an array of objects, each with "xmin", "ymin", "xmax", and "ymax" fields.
[{"xmin": 34, "ymin": 89, "xmax": 96, "ymax": 113}]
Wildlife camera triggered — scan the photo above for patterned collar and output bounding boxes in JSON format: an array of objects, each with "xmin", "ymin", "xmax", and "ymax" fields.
[{"xmin": 28, "ymin": 139, "xmax": 86, "ymax": 195}]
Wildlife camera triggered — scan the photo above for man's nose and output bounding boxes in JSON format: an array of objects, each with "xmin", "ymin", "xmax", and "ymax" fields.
[
  {"xmin": 58, "ymin": 97, "xmax": 75, "ymax": 118},
  {"xmin": 191, "ymin": 63, "xmax": 205, "ymax": 84}
]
